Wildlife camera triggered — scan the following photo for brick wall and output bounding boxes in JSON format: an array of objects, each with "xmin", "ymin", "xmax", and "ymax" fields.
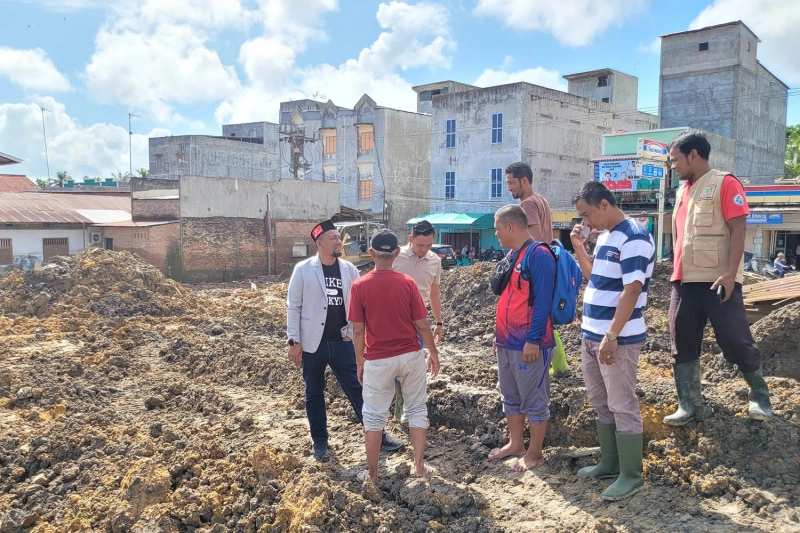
[
  {"xmin": 274, "ymin": 220, "xmax": 318, "ymax": 274},
  {"xmin": 181, "ymin": 217, "xmax": 269, "ymax": 283},
  {"xmin": 102, "ymin": 223, "xmax": 180, "ymax": 275},
  {"xmin": 132, "ymin": 198, "xmax": 180, "ymax": 221}
]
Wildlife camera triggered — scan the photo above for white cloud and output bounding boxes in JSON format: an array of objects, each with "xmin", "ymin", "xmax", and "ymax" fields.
[
  {"xmin": 473, "ymin": 0, "xmax": 645, "ymax": 47},
  {"xmin": 475, "ymin": 65, "xmax": 567, "ymax": 92},
  {"xmin": 636, "ymin": 38, "xmax": 660, "ymax": 55},
  {"xmin": 218, "ymin": 1, "xmax": 454, "ymax": 121},
  {"xmin": 0, "ymin": 47, "xmax": 72, "ymax": 92},
  {"xmin": 690, "ymin": 0, "xmax": 800, "ymax": 85},
  {"xmin": 0, "ymin": 97, "xmax": 165, "ymax": 180},
  {"xmin": 10, "ymin": 0, "xmax": 109, "ymax": 10},
  {"xmin": 83, "ymin": 0, "xmax": 250, "ymax": 122}
]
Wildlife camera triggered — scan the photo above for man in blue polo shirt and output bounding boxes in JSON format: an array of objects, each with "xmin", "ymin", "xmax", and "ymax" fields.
[{"xmin": 570, "ymin": 181, "xmax": 655, "ymax": 501}]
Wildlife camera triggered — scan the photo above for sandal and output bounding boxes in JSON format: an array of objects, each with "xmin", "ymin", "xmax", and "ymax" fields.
[
  {"xmin": 413, "ymin": 465, "xmax": 437, "ymax": 478},
  {"xmin": 356, "ymin": 469, "xmax": 372, "ymax": 483}
]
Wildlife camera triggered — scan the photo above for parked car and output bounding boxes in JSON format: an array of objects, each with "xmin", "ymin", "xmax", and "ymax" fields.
[{"xmin": 431, "ymin": 245, "xmax": 457, "ymax": 269}]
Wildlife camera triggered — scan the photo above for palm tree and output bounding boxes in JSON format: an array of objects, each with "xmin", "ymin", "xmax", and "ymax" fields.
[
  {"xmin": 55, "ymin": 170, "xmax": 70, "ymax": 187},
  {"xmin": 786, "ymin": 125, "xmax": 800, "ymax": 179},
  {"xmin": 111, "ymin": 171, "xmax": 132, "ymax": 183},
  {"xmin": 136, "ymin": 168, "xmax": 150, "ymax": 178}
]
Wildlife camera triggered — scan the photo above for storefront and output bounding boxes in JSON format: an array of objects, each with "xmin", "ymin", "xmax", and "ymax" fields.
[{"xmin": 743, "ymin": 186, "xmax": 800, "ymax": 262}]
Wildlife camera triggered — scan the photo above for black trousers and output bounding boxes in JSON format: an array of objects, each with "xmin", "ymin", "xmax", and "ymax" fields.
[{"xmin": 669, "ymin": 282, "xmax": 762, "ymax": 373}]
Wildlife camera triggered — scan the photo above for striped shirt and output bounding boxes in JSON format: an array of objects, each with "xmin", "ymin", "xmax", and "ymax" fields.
[{"xmin": 582, "ymin": 218, "xmax": 655, "ymax": 345}]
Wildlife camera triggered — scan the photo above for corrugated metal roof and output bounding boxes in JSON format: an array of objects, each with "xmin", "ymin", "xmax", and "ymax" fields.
[
  {"xmin": 0, "ymin": 152, "xmax": 23, "ymax": 165},
  {"xmin": 0, "ymin": 192, "xmax": 131, "ymax": 224},
  {"xmin": 0, "ymin": 174, "xmax": 36, "ymax": 193},
  {"xmin": 591, "ymin": 154, "xmax": 638, "ymax": 162},
  {"xmin": 93, "ymin": 220, "xmax": 178, "ymax": 228}
]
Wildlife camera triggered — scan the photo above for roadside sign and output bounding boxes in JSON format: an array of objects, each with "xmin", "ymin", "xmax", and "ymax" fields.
[{"xmin": 637, "ymin": 138, "xmax": 669, "ymax": 162}]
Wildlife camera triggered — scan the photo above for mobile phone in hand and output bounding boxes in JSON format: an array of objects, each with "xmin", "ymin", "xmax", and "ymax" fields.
[
  {"xmin": 717, "ymin": 285, "xmax": 725, "ymax": 303},
  {"xmin": 580, "ymin": 226, "xmax": 591, "ymax": 239}
]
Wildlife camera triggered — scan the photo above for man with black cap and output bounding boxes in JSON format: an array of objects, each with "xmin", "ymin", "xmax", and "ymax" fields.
[
  {"xmin": 391, "ymin": 219, "xmax": 444, "ymax": 423},
  {"xmin": 286, "ymin": 220, "xmax": 403, "ymax": 460},
  {"xmin": 349, "ymin": 230, "xmax": 441, "ymax": 483}
]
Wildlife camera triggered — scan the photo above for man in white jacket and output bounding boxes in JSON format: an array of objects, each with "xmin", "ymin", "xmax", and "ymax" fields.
[{"xmin": 286, "ymin": 219, "xmax": 402, "ymax": 460}]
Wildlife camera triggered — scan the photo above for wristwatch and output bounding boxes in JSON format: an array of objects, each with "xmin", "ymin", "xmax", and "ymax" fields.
[
  {"xmin": 287, "ymin": 338, "xmax": 298, "ymax": 347},
  {"xmin": 435, "ymin": 322, "xmax": 443, "ymax": 327},
  {"xmin": 605, "ymin": 332, "xmax": 618, "ymax": 342}
]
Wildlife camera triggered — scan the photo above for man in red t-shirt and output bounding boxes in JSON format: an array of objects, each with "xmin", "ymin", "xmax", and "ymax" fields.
[
  {"xmin": 349, "ymin": 230, "xmax": 441, "ymax": 483},
  {"xmin": 665, "ymin": 129, "xmax": 772, "ymax": 427}
]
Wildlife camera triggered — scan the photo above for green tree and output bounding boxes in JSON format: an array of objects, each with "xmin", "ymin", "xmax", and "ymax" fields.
[
  {"xmin": 136, "ymin": 168, "xmax": 150, "ymax": 178},
  {"xmin": 36, "ymin": 178, "xmax": 56, "ymax": 190},
  {"xmin": 55, "ymin": 170, "xmax": 70, "ymax": 187},
  {"xmin": 786, "ymin": 125, "xmax": 800, "ymax": 179},
  {"xmin": 111, "ymin": 171, "xmax": 132, "ymax": 183}
]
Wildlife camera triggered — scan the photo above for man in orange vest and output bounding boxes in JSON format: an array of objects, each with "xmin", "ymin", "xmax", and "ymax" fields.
[{"xmin": 664, "ymin": 130, "xmax": 772, "ymax": 426}]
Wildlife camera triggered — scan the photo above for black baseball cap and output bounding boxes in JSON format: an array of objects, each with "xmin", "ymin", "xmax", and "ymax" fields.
[
  {"xmin": 371, "ymin": 230, "xmax": 398, "ymax": 252},
  {"xmin": 412, "ymin": 220, "xmax": 435, "ymax": 236}
]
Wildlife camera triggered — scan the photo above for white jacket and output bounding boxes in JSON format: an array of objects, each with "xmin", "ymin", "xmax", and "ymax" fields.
[{"xmin": 286, "ymin": 255, "xmax": 359, "ymax": 354}]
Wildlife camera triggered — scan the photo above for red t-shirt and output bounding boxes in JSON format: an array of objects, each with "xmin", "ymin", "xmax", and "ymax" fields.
[
  {"xmin": 348, "ymin": 270, "xmax": 428, "ymax": 360},
  {"xmin": 672, "ymin": 174, "xmax": 749, "ymax": 282}
]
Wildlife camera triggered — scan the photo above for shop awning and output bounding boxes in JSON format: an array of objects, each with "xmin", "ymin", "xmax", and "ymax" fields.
[{"xmin": 407, "ymin": 213, "xmax": 495, "ymax": 230}]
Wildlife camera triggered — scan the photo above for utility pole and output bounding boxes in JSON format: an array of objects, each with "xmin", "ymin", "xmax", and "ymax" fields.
[
  {"xmin": 280, "ymin": 128, "xmax": 317, "ymax": 180},
  {"xmin": 129, "ymin": 113, "xmax": 141, "ymax": 177},
  {"xmin": 40, "ymin": 106, "xmax": 50, "ymax": 182}
]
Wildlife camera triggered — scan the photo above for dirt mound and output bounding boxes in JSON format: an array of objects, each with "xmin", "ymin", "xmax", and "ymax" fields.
[
  {"xmin": 1, "ymin": 252, "xmax": 799, "ymax": 532},
  {"xmin": 752, "ymin": 301, "xmax": 800, "ymax": 380},
  {"xmin": 0, "ymin": 248, "xmax": 185, "ymax": 319}
]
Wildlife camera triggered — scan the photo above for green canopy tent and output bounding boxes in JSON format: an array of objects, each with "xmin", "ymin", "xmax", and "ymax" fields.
[{"xmin": 406, "ymin": 213, "xmax": 495, "ymax": 251}]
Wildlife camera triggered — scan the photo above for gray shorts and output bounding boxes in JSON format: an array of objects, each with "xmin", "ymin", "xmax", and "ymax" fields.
[{"xmin": 497, "ymin": 346, "xmax": 552, "ymax": 424}]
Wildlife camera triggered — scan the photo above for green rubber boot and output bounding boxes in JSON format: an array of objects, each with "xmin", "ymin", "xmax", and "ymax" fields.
[
  {"xmin": 601, "ymin": 432, "xmax": 644, "ymax": 501},
  {"xmin": 663, "ymin": 360, "xmax": 703, "ymax": 426},
  {"xmin": 578, "ymin": 422, "xmax": 619, "ymax": 479},
  {"xmin": 741, "ymin": 368, "xmax": 773, "ymax": 421},
  {"xmin": 549, "ymin": 330, "xmax": 571, "ymax": 378}
]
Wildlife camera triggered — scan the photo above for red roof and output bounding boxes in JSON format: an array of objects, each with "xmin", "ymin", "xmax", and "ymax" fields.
[
  {"xmin": 0, "ymin": 174, "xmax": 36, "ymax": 193},
  {"xmin": 0, "ymin": 192, "xmax": 131, "ymax": 224}
]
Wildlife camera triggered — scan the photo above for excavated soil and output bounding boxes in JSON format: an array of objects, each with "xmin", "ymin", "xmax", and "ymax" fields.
[{"xmin": 0, "ymin": 249, "xmax": 798, "ymax": 533}]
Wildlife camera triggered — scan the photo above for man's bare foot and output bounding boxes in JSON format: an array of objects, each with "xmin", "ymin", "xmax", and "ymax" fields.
[
  {"xmin": 487, "ymin": 443, "xmax": 526, "ymax": 460},
  {"xmin": 413, "ymin": 464, "xmax": 436, "ymax": 478},
  {"xmin": 510, "ymin": 454, "xmax": 544, "ymax": 472}
]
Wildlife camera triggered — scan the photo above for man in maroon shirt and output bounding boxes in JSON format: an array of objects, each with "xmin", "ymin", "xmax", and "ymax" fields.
[{"xmin": 349, "ymin": 230, "xmax": 441, "ymax": 483}]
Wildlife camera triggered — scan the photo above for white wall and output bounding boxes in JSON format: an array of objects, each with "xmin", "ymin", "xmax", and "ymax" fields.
[{"xmin": 0, "ymin": 228, "xmax": 87, "ymax": 269}]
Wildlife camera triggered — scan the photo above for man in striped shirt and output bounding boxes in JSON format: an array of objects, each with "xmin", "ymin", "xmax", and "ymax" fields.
[{"xmin": 570, "ymin": 181, "xmax": 654, "ymax": 501}]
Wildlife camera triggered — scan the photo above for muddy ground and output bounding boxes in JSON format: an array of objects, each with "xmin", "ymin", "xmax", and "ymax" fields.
[{"xmin": 0, "ymin": 249, "xmax": 798, "ymax": 533}]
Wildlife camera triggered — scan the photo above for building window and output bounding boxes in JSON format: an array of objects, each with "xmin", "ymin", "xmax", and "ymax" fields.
[
  {"xmin": 42, "ymin": 238, "xmax": 69, "ymax": 262},
  {"xmin": 324, "ymin": 136, "xmax": 337, "ymax": 156},
  {"xmin": 446, "ymin": 119, "xmax": 456, "ymax": 148},
  {"xmin": 747, "ymin": 41, "xmax": 751, "ymax": 52},
  {"xmin": 134, "ymin": 231, "xmax": 148, "ymax": 239},
  {"xmin": 359, "ymin": 131, "xmax": 374, "ymax": 152},
  {"xmin": 597, "ymin": 75, "xmax": 608, "ymax": 87},
  {"xmin": 431, "ymin": 89, "xmax": 441, "ymax": 97},
  {"xmin": 154, "ymin": 154, "xmax": 163, "ymax": 171},
  {"xmin": 601, "ymin": 97, "xmax": 610, "ymax": 103},
  {"xmin": 699, "ymin": 42, "xmax": 709, "ymax": 51},
  {"xmin": 0, "ymin": 238, "xmax": 12, "ymax": 265},
  {"xmin": 491, "ymin": 168, "xmax": 503, "ymax": 199},
  {"xmin": 491, "ymin": 113, "xmax": 503, "ymax": 144},
  {"xmin": 445, "ymin": 171, "xmax": 455, "ymax": 199},
  {"xmin": 360, "ymin": 180, "xmax": 373, "ymax": 199}
]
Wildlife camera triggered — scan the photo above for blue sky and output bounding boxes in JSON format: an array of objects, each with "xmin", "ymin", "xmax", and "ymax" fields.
[{"xmin": 1, "ymin": 0, "xmax": 797, "ymax": 180}]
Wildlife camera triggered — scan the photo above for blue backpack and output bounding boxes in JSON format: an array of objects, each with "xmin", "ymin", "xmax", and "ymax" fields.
[{"xmin": 520, "ymin": 240, "xmax": 583, "ymax": 326}]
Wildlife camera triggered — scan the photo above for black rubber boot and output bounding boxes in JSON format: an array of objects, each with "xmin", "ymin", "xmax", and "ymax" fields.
[
  {"xmin": 741, "ymin": 368, "xmax": 773, "ymax": 421},
  {"xmin": 663, "ymin": 360, "xmax": 703, "ymax": 426}
]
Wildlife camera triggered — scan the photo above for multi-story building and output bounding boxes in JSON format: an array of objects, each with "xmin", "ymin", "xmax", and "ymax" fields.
[
  {"xmin": 659, "ymin": 21, "xmax": 788, "ymax": 184},
  {"xmin": 278, "ymin": 95, "xmax": 431, "ymax": 234},
  {"xmin": 420, "ymin": 74, "xmax": 659, "ymax": 219}
]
